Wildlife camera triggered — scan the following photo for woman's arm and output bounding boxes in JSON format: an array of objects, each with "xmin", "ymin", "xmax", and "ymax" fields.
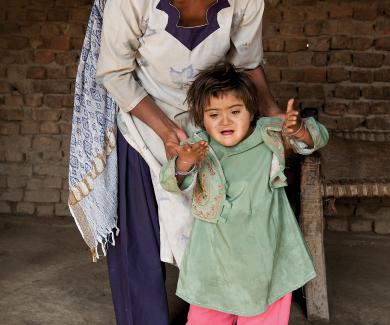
[
  {"xmin": 246, "ymin": 66, "xmax": 282, "ymax": 117},
  {"xmin": 130, "ymin": 97, "xmax": 188, "ymax": 159}
]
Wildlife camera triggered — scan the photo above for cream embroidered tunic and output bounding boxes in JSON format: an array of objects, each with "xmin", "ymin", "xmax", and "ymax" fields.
[{"xmin": 96, "ymin": 0, "xmax": 265, "ymax": 264}]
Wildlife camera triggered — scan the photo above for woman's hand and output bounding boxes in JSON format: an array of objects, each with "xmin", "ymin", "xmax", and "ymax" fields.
[{"xmin": 162, "ymin": 126, "xmax": 189, "ymax": 159}]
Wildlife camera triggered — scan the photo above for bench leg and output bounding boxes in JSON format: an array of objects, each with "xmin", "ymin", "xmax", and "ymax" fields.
[{"xmin": 300, "ymin": 155, "xmax": 330, "ymax": 322}]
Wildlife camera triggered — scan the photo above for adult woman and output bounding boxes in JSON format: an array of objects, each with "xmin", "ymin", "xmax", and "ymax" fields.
[{"xmin": 70, "ymin": 0, "xmax": 281, "ymax": 324}]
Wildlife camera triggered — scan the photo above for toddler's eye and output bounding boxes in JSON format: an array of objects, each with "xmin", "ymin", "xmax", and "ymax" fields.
[
  {"xmin": 232, "ymin": 110, "xmax": 241, "ymax": 115},
  {"xmin": 209, "ymin": 113, "xmax": 218, "ymax": 119}
]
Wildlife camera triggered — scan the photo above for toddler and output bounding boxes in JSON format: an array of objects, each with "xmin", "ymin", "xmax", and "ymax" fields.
[{"xmin": 160, "ymin": 63, "xmax": 329, "ymax": 325}]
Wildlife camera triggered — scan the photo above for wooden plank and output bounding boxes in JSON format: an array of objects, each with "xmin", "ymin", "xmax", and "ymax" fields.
[{"xmin": 300, "ymin": 155, "xmax": 330, "ymax": 322}]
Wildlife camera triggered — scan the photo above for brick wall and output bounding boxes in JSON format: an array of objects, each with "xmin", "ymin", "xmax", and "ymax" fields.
[{"xmin": 0, "ymin": 0, "xmax": 389, "ymax": 231}]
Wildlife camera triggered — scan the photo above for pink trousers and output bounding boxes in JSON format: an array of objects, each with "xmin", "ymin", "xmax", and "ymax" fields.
[{"xmin": 186, "ymin": 293, "xmax": 292, "ymax": 325}]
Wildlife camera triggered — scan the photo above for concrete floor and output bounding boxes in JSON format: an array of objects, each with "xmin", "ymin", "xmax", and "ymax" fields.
[{"xmin": 0, "ymin": 215, "xmax": 389, "ymax": 325}]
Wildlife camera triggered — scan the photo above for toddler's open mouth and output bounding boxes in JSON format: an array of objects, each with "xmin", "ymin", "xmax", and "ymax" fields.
[{"xmin": 221, "ymin": 130, "xmax": 234, "ymax": 136}]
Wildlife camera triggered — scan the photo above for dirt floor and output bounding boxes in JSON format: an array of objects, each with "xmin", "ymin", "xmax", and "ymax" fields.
[{"xmin": 0, "ymin": 215, "xmax": 389, "ymax": 325}]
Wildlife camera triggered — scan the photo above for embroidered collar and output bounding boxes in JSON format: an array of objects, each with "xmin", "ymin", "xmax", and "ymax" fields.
[{"xmin": 156, "ymin": 0, "xmax": 230, "ymax": 50}]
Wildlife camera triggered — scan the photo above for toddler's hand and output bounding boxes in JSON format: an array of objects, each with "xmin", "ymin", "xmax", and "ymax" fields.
[
  {"xmin": 282, "ymin": 99, "xmax": 303, "ymax": 136},
  {"xmin": 173, "ymin": 141, "xmax": 208, "ymax": 172}
]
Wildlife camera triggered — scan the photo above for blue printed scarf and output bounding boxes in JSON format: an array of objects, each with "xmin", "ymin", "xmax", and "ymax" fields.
[{"xmin": 68, "ymin": 0, "xmax": 118, "ymax": 261}]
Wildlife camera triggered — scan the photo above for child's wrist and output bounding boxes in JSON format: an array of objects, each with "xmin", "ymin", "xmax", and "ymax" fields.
[{"xmin": 176, "ymin": 157, "xmax": 195, "ymax": 173}]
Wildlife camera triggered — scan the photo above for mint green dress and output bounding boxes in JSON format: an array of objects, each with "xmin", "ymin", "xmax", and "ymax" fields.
[{"xmin": 160, "ymin": 117, "xmax": 329, "ymax": 316}]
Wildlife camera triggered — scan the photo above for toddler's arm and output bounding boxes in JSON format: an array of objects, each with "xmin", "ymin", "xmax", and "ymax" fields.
[
  {"xmin": 282, "ymin": 99, "xmax": 314, "ymax": 147},
  {"xmin": 159, "ymin": 141, "xmax": 208, "ymax": 193}
]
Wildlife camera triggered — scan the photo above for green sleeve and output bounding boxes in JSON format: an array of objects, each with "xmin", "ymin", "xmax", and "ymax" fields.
[
  {"xmin": 286, "ymin": 117, "xmax": 329, "ymax": 155},
  {"xmin": 159, "ymin": 157, "xmax": 197, "ymax": 193}
]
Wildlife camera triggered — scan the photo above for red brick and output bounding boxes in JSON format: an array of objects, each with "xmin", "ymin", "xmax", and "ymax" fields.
[
  {"xmin": 40, "ymin": 122, "xmax": 60, "ymax": 134},
  {"xmin": 21, "ymin": 121, "xmax": 39, "ymax": 134},
  {"xmin": 327, "ymin": 67, "xmax": 349, "ymax": 83},
  {"xmin": 298, "ymin": 85, "xmax": 324, "ymax": 99},
  {"xmin": 27, "ymin": 66, "xmax": 46, "ymax": 79},
  {"xmin": 0, "ymin": 23, "xmax": 20, "ymax": 34},
  {"xmin": 304, "ymin": 68, "xmax": 326, "ymax": 83},
  {"xmin": 0, "ymin": 81, "xmax": 11, "ymax": 93},
  {"xmin": 313, "ymin": 53, "xmax": 327, "ymax": 67},
  {"xmin": 375, "ymin": 37, "xmax": 390, "ymax": 50},
  {"xmin": 374, "ymin": 69, "xmax": 390, "ymax": 82},
  {"xmin": 263, "ymin": 38, "xmax": 284, "ymax": 52},
  {"xmin": 47, "ymin": 67, "xmax": 66, "ymax": 79},
  {"xmin": 336, "ymin": 116, "xmax": 365, "ymax": 130},
  {"xmin": 347, "ymin": 102, "xmax": 370, "ymax": 115},
  {"xmin": 32, "ymin": 109, "xmax": 61, "ymax": 121},
  {"xmin": 353, "ymin": 53, "xmax": 384, "ymax": 68},
  {"xmin": 47, "ymin": 9, "xmax": 69, "ymax": 21},
  {"xmin": 25, "ymin": 190, "xmax": 60, "ymax": 203},
  {"xmin": 337, "ymin": 20, "xmax": 374, "ymax": 36},
  {"xmin": 285, "ymin": 39, "xmax": 308, "ymax": 52},
  {"xmin": 69, "ymin": 7, "xmax": 90, "ymax": 21},
  {"xmin": 353, "ymin": 6, "xmax": 378, "ymax": 21},
  {"xmin": 370, "ymin": 102, "xmax": 389, "ymax": 114},
  {"xmin": 5, "ymin": 95, "xmax": 24, "ymax": 107},
  {"xmin": 15, "ymin": 202, "xmax": 34, "ymax": 215},
  {"xmin": 263, "ymin": 24, "xmax": 278, "ymax": 37},
  {"xmin": 304, "ymin": 7, "xmax": 328, "ymax": 20},
  {"xmin": 0, "ymin": 189, "xmax": 23, "ymax": 202},
  {"xmin": 329, "ymin": 52, "xmax": 352, "ymax": 65},
  {"xmin": 350, "ymin": 38, "xmax": 374, "ymax": 51},
  {"xmin": 331, "ymin": 36, "xmax": 352, "ymax": 50},
  {"xmin": 34, "ymin": 50, "xmax": 55, "ymax": 64},
  {"xmin": 62, "ymin": 24, "xmax": 85, "ymax": 37},
  {"xmin": 6, "ymin": 9, "xmax": 27, "ymax": 21},
  {"xmin": 270, "ymin": 84, "xmax": 297, "ymax": 99},
  {"xmin": 59, "ymin": 123, "xmax": 71, "ymax": 134},
  {"xmin": 329, "ymin": 5, "xmax": 353, "ymax": 19},
  {"xmin": 282, "ymin": 69, "xmax": 304, "ymax": 82},
  {"xmin": 288, "ymin": 52, "xmax": 312, "ymax": 66},
  {"xmin": 375, "ymin": 18, "xmax": 390, "ymax": 35},
  {"xmin": 41, "ymin": 24, "xmax": 62, "ymax": 37},
  {"xmin": 317, "ymin": 113, "xmax": 337, "ymax": 129},
  {"xmin": 0, "ymin": 109, "xmax": 29, "ymax": 121},
  {"xmin": 27, "ymin": 10, "xmax": 47, "ymax": 21},
  {"xmin": 62, "ymin": 95, "xmax": 74, "ymax": 108},
  {"xmin": 49, "ymin": 36, "xmax": 71, "ymax": 50},
  {"xmin": 283, "ymin": 9, "xmax": 306, "ymax": 22},
  {"xmin": 280, "ymin": 22, "xmax": 304, "ymax": 36},
  {"xmin": 350, "ymin": 70, "xmax": 374, "ymax": 83},
  {"xmin": 44, "ymin": 95, "xmax": 63, "ymax": 108},
  {"xmin": 33, "ymin": 80, "xmax": 71, "ymax": 94},
  {"xmin": 55, "ymin": 51, "xmax": 79, "ymax": 65},
  {"xmin": 25, "ymin": 94, "xmax": 43, "ymax": 107},
  {"xmin": 324, "ymin": 103, "xmax": 347, "ymax": 116},
  {"xmin": 362, "ymin": 86, "xmax": 390, "ymax": 100},
  {"xmin": 334, "ymin": 86, "xmax": 361, "ymax": 99},
  {"xmin": 32, "ymin": 136, "xmax": 61, "ymax": 150},
  {"xmin": 65, "ymin": 65, "xmax": 77, "ymax": 79},
  {"xmin": 0, "ymin": 122, "xmax": 19, "ymax": 135},
  {"xmin": 70, "ymin": 37, "xmax": 83, "ymax": 50},
  {"xmin": 264, "ymin": 54, "xmax": 288, "ymax": 67},
  {"xmin": 263, "ymin": 8, "xmax": 282, "ymax": 23},
  {"xmin": 6, "ymin": 37, "xmax": 29, "ymax": 50},
  {"xmin": 304, "ymin": 21, "xmax": 325, "ymax": 36},
  {"xmin": 308, "ymin": 37, "xmax": 330, "ymax": 52}
]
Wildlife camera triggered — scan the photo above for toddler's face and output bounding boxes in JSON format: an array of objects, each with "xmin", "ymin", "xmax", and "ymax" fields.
[{"xmin": 203, "ymin": 91, "xmax": 252, "ymax": 147}]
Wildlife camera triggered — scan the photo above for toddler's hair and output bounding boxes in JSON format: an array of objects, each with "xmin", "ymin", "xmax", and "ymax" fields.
[{"xmin": 186, "ymin": 62, "xmax": 260, "ymax": 127}]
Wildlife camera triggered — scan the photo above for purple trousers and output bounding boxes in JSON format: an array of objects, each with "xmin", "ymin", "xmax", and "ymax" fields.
[{"xmin": 107, "ymin": 130, "xmax": 169, "ymax": 325}]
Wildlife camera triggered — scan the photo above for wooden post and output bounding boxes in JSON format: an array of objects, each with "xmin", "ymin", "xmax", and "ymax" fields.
[{"xmin": 300, "ymin": 154, "xmax": 330, "ymax": 322}]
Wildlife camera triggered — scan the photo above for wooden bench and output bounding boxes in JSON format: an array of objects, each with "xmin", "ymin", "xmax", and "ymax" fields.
[{"xmin": 300, "ymin": 130, "xmax": 390, "ymax": 321}]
